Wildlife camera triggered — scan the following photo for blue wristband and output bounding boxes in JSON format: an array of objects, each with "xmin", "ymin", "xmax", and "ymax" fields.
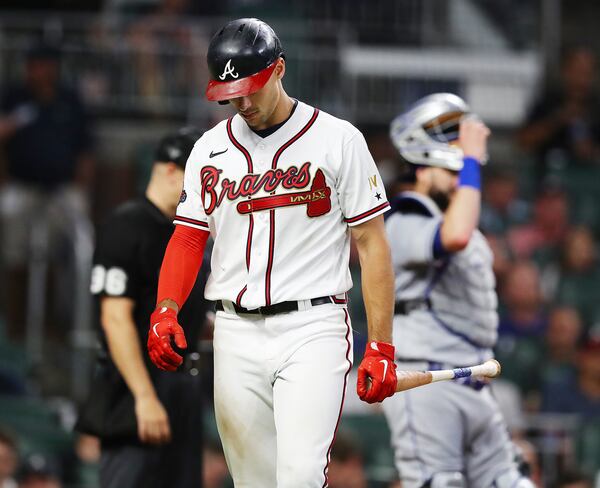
[{"xmin": 458, "ymin": 156, "xmax": 481, "ymax": 190}]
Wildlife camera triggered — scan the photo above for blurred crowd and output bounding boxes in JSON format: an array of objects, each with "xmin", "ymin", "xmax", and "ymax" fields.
[{"xmin": 0, "ymin": 2, "xmax": 599, "ymax": 488}]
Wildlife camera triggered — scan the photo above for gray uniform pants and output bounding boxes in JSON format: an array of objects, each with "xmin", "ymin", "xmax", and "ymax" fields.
[{"xmin": 382, "ymin": 369, "xmax": 519, "ymax": 488}]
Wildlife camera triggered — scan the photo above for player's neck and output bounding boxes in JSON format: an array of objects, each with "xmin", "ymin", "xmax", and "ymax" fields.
[
  {"xmin": 145, "ymin": 185, "xmax": 176, "ymax": 219},
  {"xmin": 259, "ymin": 90, "xmax": 294, "ymax": 130}
]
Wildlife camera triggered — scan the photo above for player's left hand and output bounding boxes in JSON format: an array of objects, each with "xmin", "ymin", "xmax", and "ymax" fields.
[
  {"xmin": 148, "ymin": 306, "xmax": 187, "ymax": 371},
  {"xmin": 357, "ymin": 341, "xmax": 397, "ymax": 403}
]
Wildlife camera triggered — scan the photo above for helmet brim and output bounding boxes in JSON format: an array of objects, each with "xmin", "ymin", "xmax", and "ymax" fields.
[{"xmin": 205, "ymin": 62, "xmax": 277, "ymax": 102}]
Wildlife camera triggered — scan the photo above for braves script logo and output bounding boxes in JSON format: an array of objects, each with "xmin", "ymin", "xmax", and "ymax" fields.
[
  {"xmin": 200, "ymin": 162, "xmax": 331, "ymax": 217},
  {"xmin": 219, "ymin": 60, "xmax": 239, "ymax": 80}
]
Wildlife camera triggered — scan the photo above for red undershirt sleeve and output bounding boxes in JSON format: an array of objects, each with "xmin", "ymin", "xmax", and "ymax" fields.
[{"xmin": 157, "ymin": 224, "xmax": 209, "ymax": 308}]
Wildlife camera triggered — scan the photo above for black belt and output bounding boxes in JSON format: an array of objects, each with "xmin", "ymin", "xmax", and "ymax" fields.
[
  {"xmin": 215, "ymin": 296, "xmax": 336, "ymax": 316},
  {"xmin": 394, "ymin": 298, "xmax": 431, "ymax": 315}
]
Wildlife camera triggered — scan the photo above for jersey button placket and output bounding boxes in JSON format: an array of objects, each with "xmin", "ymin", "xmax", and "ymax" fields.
[{"xmin": 244, "ymin": 143, "xmax": 271, "ymax": 307}]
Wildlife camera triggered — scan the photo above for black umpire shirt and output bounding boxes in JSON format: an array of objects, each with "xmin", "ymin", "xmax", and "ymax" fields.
[{"xmin": 83, "ymin": 196, "xmax": 210, "ymax": 441}]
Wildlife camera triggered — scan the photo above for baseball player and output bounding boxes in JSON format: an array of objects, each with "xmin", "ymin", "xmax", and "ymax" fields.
[
  {"xmin": 381, "ymin": 94, "xmax": 535, "ymax": 488},
  {"xmin": 147, "ymin": 18, "xmax": 398, "ymax": 487},
  {"xmin": 76, "ymin": 128, "xmax": 209, "ymax": 488}
]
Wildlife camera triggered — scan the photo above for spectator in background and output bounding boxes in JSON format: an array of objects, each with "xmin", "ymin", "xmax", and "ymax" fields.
[
  {"xmin": 499, "ymin": 261, "xmax": 547, "ymax": 338},
  {"xmin": 0, "ymin": 429, "xmax": 18, "ymax": 488},
  {"xmin": 17, "ymin": 454, "xmax": 62, "ymax": 488},
  {"xmin": 496, "ymin": 261, "xmax": 547, "ymax": 397},
  {"xmin": 485, "ymin": 234, "xmax": 513, "ymax": 286},
  {"xmin": 126, "ymin": 0, "xmax": 208, "ymax": 111},
  {"xmin": 541, "ymin": 306, "xmax": 583, "ymax": 385},
  {"xmin": 17, "ymin": 472, "xmax": 60, "ymax": 488},
  {"xmin": 480, "ymin": 168, "xmax": 529, "ymax": 235},
  {"xmin": 0, "ymin": 41, "xmax": 94, "ymax": 339},
  {"xmin": 327, "ymin": 432, "xmax": 367, "ymax": 488},
  {"xmin": 507, "ymin": 186, "xmax": 569, "ymax": 261},
  {"xmin": 551, "ymin": 227, "xmax": 600, "ymax": 323},
  {"xmin": 517, "ymin": 46, "xmax": 600, "ymax": 184},
  {"xmin": 541, "ymin": 336, "xmax": 600, "ymax": 419},
  {"xmin": 553, "ymin": 469, "xmax": 593, "ymax": 488}
]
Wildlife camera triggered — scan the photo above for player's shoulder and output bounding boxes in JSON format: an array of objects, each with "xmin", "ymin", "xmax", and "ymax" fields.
[
  {"xmin": 185, "ymin": 119, "xmax": 228, "ymax": 160},
  {"xmin": 309, "ymin": 103, "xmax": 362, "ymax": 141},
  {"xmin": 196, "ymin": 119, "xmax": 229, "ymax": 143}
]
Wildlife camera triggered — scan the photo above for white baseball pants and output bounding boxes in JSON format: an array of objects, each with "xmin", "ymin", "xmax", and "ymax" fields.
[{"xmin": 213, "ymin": 303, "xmax": 353, "ymax": 488}]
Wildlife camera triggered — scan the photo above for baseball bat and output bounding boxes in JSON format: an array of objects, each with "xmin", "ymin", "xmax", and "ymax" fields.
[{"xmin": 395, "ymin": 359, "xmax": 501, "ymax": 393}]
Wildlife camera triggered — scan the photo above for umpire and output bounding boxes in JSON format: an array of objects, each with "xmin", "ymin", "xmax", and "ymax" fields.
[{"xmin": 76, "ymin": 127, "xmax": 210, "ymax": 488}]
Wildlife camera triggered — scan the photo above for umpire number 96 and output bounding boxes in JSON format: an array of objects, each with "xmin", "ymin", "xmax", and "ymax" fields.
[{"xmin": 90, "ymin": 265, "xmax": 128, "ymax": 296}]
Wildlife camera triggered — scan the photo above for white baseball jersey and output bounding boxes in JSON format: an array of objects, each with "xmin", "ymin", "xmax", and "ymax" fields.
[{"xmin": 175, "ymin": 100, "xmax": 389, "ymax": 309}]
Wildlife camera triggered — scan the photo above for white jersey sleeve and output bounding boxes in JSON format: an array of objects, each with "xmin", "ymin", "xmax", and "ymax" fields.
[
  {"xmin": 336, "ymin": 131, "xmax": 390, "ymax": 226},
  {"xmin": 174, "ymin": 141, "xmax": 210, "ymax": 232}
]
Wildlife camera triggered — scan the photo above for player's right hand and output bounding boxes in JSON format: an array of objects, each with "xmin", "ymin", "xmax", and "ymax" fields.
[
  {"xmin": 458, "ymin": 118, "xmax": 490, "ymax": 163},
  {"xmin": 148, "ymin": 306, "xmax": 187, "ymax": 371},
  {"xmin": 357, "ymin": 341, "xmax": 397, "ymax": 403},
  {"xmin": 135, "ymin": 394, "xmax": 172, "ymax": 445}
]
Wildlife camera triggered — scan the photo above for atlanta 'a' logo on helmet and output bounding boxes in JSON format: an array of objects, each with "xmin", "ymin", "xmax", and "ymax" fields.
[{"xmin": 219, "ymin": 59, "xmax": 239, "ymax": 80}]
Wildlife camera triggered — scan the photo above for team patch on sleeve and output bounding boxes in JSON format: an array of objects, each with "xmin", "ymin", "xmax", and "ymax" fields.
[
  {"xmin": 368, "ymin": 174, "xmax": 385, "ymax": 202},
  {"xmin": 179, "ymin": 189, "xmax": 187, "ymax": 203}
]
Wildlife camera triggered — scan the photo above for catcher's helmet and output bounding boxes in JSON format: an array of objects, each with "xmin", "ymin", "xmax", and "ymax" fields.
[
  {"xmin": 155, "ymin": 127, "xmax": 202, "ymax": 168},
  {"xmin": 205, "ymin": 18, "xmax": 284, "ymax": 103},
  {"xmin": 390, "ymin": 93, "xmax": 471, "ymax": 171}
]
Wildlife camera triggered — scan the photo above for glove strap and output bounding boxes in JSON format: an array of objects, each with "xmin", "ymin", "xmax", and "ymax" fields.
[
  {"xmin": 366, "ymin": 341, "xmax": 395, "ymax": 360},
  {"xmin": 150, "ymin": 306, "xmax": 177, "ymax": 325}
]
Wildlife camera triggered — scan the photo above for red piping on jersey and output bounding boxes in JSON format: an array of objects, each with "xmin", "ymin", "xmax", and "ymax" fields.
[
  {"xmin": 227, "ymin": 118, "xmax": 253, "ymax": 172},
  {"xmin": 227, "ymin": 117, "xmax": 254, "ymax": 305},
  {"xmin": 246, "ymin": 214, "xmax": 254, "ymax": 269},
  {"xmin": 330, "ymin": 294, "xmax": 347, "ymax": 305},
  {"xmin": 321, "ymin": 308, "xmax": 353, "ymax": 488},
  {"xmin": 265, "ymin": 108, "xmax": 320, "ymax": 306},
  {"xmin": 265, "ymin": 209, "xmax": 276, "ymax": 305},
  {"xmin": 272, "ymin": 108, "xmax": 319, "ymax": 168},
  {"xmin": 236, "ymin": 285, "xmax": 247, "ymax": 306},
  {"xmin": 174, "ymin": 214, "xmax": 210, "ymax": 229},
  {"xmin": 344, "ymin": 201, "xmax": 390, "ymax": 224}
]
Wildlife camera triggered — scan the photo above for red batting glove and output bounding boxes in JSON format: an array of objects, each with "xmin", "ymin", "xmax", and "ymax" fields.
[
  {"xmin": 357, "ymin": 341, "xmax": 397, "ymax": 403},
  {"xmin": 147, "ymin": 306, "xmax": 187, "ymax": 371}
]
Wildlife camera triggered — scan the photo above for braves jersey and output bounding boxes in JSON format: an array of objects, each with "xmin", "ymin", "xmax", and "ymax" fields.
[
  {"xmin": 175, "ymin": 101, "xmax": 389, "ymax": 309},
  {"xmin": 386, "ymin": 191, "xmax": 498, "ymax": 366}
]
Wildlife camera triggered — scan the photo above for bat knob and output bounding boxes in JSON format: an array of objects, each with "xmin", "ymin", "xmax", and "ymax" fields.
[{"xmin": 485, "ymin": 359, "xmax": 501, "ymax": 378}]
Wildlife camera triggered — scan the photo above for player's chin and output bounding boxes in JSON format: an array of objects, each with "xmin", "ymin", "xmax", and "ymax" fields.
[{"xmin": 240, "ymin": 110, "xmax": 261, "ymax": 124}]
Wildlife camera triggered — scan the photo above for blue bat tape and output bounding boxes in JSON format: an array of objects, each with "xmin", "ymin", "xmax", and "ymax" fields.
[{"xmin": 452, "ymin": 367, "xmax": 472, "ymax": 379}]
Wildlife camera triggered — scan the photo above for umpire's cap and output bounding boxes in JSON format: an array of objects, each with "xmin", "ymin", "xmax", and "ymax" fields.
[
  {"xmin": 154, "ymin": 127, "xmax": 202, "ymax": 168},
  {"xmin": 205, "ymin": 18, "xmax": 284, "ymax": 103}
]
